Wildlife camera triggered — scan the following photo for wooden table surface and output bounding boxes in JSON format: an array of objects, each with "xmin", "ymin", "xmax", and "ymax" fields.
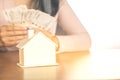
[{"xmin": 0, "ymin": 49, "xmax": 120, "ymax": 80}]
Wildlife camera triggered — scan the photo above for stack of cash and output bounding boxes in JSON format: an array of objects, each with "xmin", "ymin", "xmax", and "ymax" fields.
[{"xmin": 3, "ymin": 5, "xmax": 57, "ymax": 31}]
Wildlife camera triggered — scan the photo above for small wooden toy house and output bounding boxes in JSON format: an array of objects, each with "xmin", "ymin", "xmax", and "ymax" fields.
[{"xmin": 16, "ymin": 30, "xmax": 57, "ymax": 67}]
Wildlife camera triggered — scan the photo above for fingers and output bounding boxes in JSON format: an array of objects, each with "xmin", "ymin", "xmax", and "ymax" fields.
[
  {"xmin": 0, "ymin": 25, "xmax": 28, "ymax": 47},
  {"xmin": 2, "ymin": 24, "xmax": 27, "ymax": 31},
  {"xmin": 2, "ymin": 40, "xmax": 20, "ymax": 47},
  {"xmin": 1, "ymin": 35, "xmax": 27, "ymax": 47},
  {"xmin": 1, "ymin": 30, "xmax": 28, "ymax": 37},
  {"xmin": 6, "ymin": 35, "xmax": 27, "ymax": 41},
  {"xmin": 0, "ymin": 25, "xmax": 28, "ymax": 36},
  {"xmin": 5, "ymin": 30, "xmax": 27, "ymax": 36}
]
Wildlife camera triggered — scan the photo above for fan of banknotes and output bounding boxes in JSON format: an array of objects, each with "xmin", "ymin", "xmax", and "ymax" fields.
[{"xmin": 3, "ymin": 5, "xmax": 57, "ymax": 31}]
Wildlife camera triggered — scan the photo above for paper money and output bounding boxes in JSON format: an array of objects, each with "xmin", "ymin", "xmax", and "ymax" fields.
[{"xmin": 3, "ymin": 5, "xmax": 57, "ymax": 31}]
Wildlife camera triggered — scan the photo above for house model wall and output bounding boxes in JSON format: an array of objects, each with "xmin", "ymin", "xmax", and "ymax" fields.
[
  {"xmin": 17, "ymin": 30, "xmax": 57, "ymax": 67},
  {"xmin": 23, "ymin": 66, "xmax": 57, "ymax": 80}
]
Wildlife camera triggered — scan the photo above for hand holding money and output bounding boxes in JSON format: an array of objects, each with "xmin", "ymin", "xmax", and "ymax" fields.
[
  {"xmin": 0, "ymin": 24, "xmax": 28, "ymax": 47},
  {"xmin": 3, "ymin": 5, "xmax": 57, "ymax": 34},
  {"xmin": 0, "ymin": 5, "xmax": 58, "ymax": 49}
]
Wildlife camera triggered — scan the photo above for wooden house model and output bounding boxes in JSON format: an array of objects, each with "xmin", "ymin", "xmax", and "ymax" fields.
[{"xmin": 16, "ymin": 29, "xmax": 57, "ymax": 67}]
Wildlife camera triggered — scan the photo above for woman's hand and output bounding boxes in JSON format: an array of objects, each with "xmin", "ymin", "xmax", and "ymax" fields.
[{"xmin": 0, "ymin": 24, "xmax": 28, "ymax": 47}]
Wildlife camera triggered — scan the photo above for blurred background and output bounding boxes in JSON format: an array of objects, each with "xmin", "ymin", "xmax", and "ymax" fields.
[{"xmin": 68, "ymin": 0, "xmax": 120, "ymax": 50}]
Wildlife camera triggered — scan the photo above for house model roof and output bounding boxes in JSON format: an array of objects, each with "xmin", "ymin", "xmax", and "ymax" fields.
[{"xmin": 16, "ymin": 29, "xmax": 57, "ymax": 49}]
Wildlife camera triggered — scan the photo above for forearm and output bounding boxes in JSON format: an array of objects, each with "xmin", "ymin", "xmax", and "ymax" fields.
[{"xmin": 56, "ymin": 33, "xmax": 91, "ymax": 53}]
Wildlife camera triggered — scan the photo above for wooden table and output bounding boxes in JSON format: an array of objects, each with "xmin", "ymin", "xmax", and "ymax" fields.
[{"xmin": 0, "ymin": 49, "xmax": 120, "ymax": 80}]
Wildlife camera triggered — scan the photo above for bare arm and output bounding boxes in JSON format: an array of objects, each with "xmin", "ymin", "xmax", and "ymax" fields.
[{"xmin": 56, "ymin": 0, "xmax": 91, "ymax": 53}]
